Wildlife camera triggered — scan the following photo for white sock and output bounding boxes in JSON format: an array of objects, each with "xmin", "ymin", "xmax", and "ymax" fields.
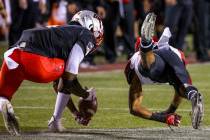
[
  {"xmin": 53, "ymin": 92, "xmax": 70, "ymax": 120},
  {"xmin": 0, "ymin": 97, "xmax": 9, "ymax": 112}
]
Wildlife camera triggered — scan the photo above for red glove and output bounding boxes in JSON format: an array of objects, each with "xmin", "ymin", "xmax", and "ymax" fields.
[{"xmin": 166, "ymin": 113, "xmax": 182, "ymax": 126}]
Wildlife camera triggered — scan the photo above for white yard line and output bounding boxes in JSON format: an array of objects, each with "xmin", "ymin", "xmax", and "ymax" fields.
[
  {"xmin": 19, "ymin": 86, "xmax": 210, "ymax": 91},
  {"xmin": 13, "ymin": 106, "xmax": 210, "ymax": 112},
  {"xmin": 80, "ymin": 70, "xmax": 122, "ymax": 75}
]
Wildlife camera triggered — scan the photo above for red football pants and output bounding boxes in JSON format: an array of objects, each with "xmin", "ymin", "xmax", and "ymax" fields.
[{"xmin": 0, "ymin": 49, "xmax": 64, "ymax": 100}]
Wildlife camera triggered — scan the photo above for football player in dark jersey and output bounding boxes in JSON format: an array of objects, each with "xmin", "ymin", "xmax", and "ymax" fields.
[
  {"xmin": 0, "ymin": 10, "xmax": 103, "ymax": 135},
  {"xmin": 125, "ymin": 13, "xmax": 204, "ymax": 129}
]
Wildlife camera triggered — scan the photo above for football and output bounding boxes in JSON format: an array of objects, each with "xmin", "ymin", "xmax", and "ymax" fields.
[{"xmin": 78, "ymin": 97, "xmax": 98, "ymax": 118}]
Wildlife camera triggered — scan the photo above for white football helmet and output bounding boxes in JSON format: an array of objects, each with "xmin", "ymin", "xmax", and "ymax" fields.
[{"xmin": 71, "ymin": 10, "xmax": 104, "ymax": 47}]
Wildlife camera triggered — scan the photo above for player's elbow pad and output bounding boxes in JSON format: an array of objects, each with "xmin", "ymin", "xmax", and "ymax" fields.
[
  {"xmin": 59, "ymin": 78, "xmax": 88, "ymax": 98},
  {"xmin": 129, "ymin": 104, "xmax": 140, "ymax": 116},
  {"xmin": 129, "ymin": 107, "xmax": 137, "ymax": 115}
]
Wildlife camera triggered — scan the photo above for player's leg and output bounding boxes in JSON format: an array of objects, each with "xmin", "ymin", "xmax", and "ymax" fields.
[
  {"xmin": 0, "ymin": 49, "xmax": 65, "ymax": 135},
  {"xmin": 18, "ymin": 51, "xmax": 66, "ymax": 131},
  {"xmin": 20, "ymin": 51, "xmax": 65, "ymax": 83},
  {"xmin": 175, "ymin": 70, "xmax": 203, "ymax": 129},
  {"xmin": 179, "ymin": 84, "xmax": 204, "ymax": 129},
  {"xmin": 52, "ymin": 79, "xmax": 89, "ymax": 127},
  {"xmin": 171, "ymin": 54, "xmax": 203, "ymax": 129},
  {"xmin": 16, "ymin": 51, "xmax": 67, "ymax": 132},
  {"xmin": 170, "ymin": 63, "xmax": 203, "ymax": 129},
  {"xmin": 158, "ymin": 48, "xmax": 204, "ymax": 129},
  {"xmin": 49, "ymin": 78, "xmax": 67, "ymax": 132},
  {"xmin": 0, "ymin": 60, "xmax": 24, "ymax": 135},
  {"xmin": 52, "ymin": 79, "xmax": 78, "ymax": 115}
]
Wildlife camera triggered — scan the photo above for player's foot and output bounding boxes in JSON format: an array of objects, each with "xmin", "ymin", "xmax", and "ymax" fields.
[
  {"xmin": 1, "ymin": 100, "xmax": 20, "ymax": 136},
  {"xmin": 48, "ymin": 116, "xmax": 65, "ymax": 132},
  {"xmin": 191, "ymin": 92, "xmax": 204, "ymax": 129}
]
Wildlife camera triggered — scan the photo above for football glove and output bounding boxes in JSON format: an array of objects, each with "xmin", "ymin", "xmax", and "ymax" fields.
[
  {"xmin": 166, "ymin": 113, "xmax": 182, "ymax": 126},
  {"xmin": 74, "ymin": 111, "xmax": 91, "ymax": 126}
]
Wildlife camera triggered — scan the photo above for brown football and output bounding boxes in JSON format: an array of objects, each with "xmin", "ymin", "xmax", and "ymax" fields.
[{"xmin": 78, "ymin": 97, "xmax": 98, "ymax": 118}]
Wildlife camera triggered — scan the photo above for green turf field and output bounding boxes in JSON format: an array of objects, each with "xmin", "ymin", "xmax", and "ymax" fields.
[{"xmin": 0, "ymin": 63, "xmax": 209, "ymax": 132}]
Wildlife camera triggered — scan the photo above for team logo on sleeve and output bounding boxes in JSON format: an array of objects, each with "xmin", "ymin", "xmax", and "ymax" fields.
[{"xmin": 86, "ymin": 42, "xmax": 94, "ymax": 55}]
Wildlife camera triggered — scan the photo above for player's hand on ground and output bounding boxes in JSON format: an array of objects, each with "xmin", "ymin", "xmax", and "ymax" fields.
[{"xmin": 166, "ymin": 113, "xmax": 182, "ymax": 126}]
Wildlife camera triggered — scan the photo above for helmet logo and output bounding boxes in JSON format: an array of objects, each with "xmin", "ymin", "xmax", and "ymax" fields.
[{"xmin": 89, "ymin": 24, "xmax": 93, "ymax": 30}]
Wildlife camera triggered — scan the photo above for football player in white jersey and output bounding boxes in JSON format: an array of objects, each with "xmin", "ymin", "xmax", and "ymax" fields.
[{"xmin": 125, "ymin": 13, "xmax": 204, "ymax": 129}]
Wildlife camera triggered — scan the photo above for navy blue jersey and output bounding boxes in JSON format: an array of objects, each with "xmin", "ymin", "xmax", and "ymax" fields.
[
  {"xmin": 125, "ymin": 47, "xmax": 191, "ymax": 89},
  {"xmin": 140, "ymin": 48, "xmax": 190, "ymax": 87},
  {"xmin": 14, "ymin": 24, "xmax": 96, "ymax": 61}
]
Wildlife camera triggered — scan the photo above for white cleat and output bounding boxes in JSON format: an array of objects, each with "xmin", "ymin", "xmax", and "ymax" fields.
[
  {"xmin": 48, "ymin": 116, "xmax": 65, "ymax": 132},
  {"xmin": 1, "ymin": 100, "xmax": 20, "ymax": 136},
  {"xmin": 191, "ymin": 93, "xmax": 204, "ymax": 129}
]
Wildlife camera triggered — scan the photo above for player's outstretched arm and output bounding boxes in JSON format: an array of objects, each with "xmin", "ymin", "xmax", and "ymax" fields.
[
  {"xmin": 128, "ymin": 73, "xmax": 181, "ymax": 126},
  {"xmin": 129, "ymin": 73, "xmax": 152, "ymax": 119}
]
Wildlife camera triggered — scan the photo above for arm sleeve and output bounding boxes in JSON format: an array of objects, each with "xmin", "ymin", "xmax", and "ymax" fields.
[{"xmin": 65, "ymin": 43, "xmax": 84, "ymax": 75}]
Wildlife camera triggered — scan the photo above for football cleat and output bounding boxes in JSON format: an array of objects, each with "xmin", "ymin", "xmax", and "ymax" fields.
[
  {"xmin": 1, "ymin": 100, "xmax": 20, "ymax": 136},
  {"xmin": 141, "ymin": 12, "xmax": 156, "ymax": 42},
  {"xmin": 48, "ymin": 116, "xmax": 65, "ymax": 132},
  {"xmin": 191, "ymin": 93, "xmax": 204, "ymax": 129}
]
